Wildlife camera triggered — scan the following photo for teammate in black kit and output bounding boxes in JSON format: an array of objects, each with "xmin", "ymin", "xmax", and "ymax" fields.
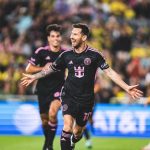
[
  {"xmin": 21, "ymin": 23, "xmax": 143, "ymax": 150},
  {"xmin": 25, "ymin": 24, "xmax": 65, "ymax": 150}
]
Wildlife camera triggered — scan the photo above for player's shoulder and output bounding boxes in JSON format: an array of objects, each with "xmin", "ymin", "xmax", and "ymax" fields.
[
  {"xmin": 60, "ymin": 47, "xmax": 69, "ymax": 54},
  {"xmin": 87, "ymin": 46, "xmax": 104, "ymax": 57},
  {"xmin": 34, "ymin": 46, "xmax": 49, "ymax": 54},
  {"xmin": 59, "ymin": 48, "xmax": 73, "ymax": 56}
]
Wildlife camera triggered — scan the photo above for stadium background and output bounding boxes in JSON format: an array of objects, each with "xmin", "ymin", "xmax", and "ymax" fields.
[{"xmin": 0, "ymin": 0, "xmax": 150, "ymax": 149}]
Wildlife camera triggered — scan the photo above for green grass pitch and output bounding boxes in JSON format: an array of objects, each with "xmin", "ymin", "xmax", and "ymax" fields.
[{"xmin": 0, "ymin": 136, "xmax": 149, "ymax": 150}]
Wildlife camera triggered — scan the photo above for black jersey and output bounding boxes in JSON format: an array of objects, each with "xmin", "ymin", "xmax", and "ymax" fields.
[
  {"xmin": 29, "ymin": 45, "xmax": 65, "ymax": 95},
  {"xmin": 52, "ymin": 45, "xmax": 109, "ymax": 105}
]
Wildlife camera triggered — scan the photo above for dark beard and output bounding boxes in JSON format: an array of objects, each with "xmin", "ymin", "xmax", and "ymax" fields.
[{"xmin": 73, "ymin": 41, "xmax": 82, "ymax": 49}]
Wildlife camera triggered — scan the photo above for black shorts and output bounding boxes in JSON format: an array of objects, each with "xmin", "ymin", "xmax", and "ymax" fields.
[
  {"xmin": 61, "ymin": 93, "xmax": 94, "ymax": 127},
  {"xmin": 37, "ymin": 90, "xmax": 61, "ymax": 114}
]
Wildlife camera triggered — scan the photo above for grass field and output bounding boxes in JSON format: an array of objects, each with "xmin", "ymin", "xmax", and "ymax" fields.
[{"xmin": 0, "ymin": 136, "xmax": 150, "ymax": 150}]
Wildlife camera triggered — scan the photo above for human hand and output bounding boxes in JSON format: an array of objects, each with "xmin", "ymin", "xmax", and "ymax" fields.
[
  {"xmin": 20, "ymin": 73, "xmax": 36, "ymax": 87},
  {"xmin": 127, "ymin": 84, "xmax": 143, "ymax": 100}
]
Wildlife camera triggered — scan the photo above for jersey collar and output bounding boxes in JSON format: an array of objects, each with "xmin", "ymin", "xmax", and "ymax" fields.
[{"xmin": 72, "ymin": 45, "xmax": 88, "ymax": 54}]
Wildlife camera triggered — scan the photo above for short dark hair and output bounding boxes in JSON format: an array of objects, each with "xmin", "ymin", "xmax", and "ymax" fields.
[
  {"xmin": 72, "ymin": 23, "xmax": 90, "ymax": 37},
  {"xmin": 46, "ymin": 24, "xmax": 62, "ymax": 36}
]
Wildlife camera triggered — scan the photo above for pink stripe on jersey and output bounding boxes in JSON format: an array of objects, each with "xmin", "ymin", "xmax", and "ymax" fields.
[
  {"xmin": 35, "ymin": 45, "xmax": 67, "ymax": 54},
  {"xmin": 57, "ymin": 49, "xmax": 72, "ymax": 57},
  {"xmin": 28, "ymin": 60, "xmax": 35, "ymax": 65},
  {"xmin": 35, "ymin": 46, "xmax": 49, "ymax": 54},
  {"xmin": 88, "ymin": 46, "xmax": 106, "ymax": 59},
  {"xmin": 88, "ymin": 47, "xmax": 103, "ymax": 55},
  {"xmin": 60, "ymin": 47, "xmax": 67, "ymax": 51}
]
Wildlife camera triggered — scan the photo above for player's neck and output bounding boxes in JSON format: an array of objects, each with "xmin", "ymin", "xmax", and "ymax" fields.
[
  {"xmin": 49, "ymin": 45, "xmax": 60, "ymax": 52},
  {"xmin": 74, "ymin": 43, "xmax": 87, "ymax": 54}
]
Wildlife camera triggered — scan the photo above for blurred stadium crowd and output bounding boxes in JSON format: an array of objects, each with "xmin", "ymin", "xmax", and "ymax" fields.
[{"xmin": 0, "ymin": 0, "xmax": 150, "ymax": 103}]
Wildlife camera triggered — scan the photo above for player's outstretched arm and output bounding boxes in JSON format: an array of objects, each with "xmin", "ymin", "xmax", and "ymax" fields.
[
  {"xmin": 103, "ymin": 67, "xmax": 143, "ymax": 99},
  {"xmin": 25, "ymin": 63, "xmax": 43, "ymax": 73},
  {"xmin": 21, "ymin": 64, "xmax": 55, "ymax": 87}
]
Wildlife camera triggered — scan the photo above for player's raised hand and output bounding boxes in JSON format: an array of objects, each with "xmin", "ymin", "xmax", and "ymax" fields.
[
  {"xmin": 21, "ymin": 73, "xmax": 36, "ymax": 87},
  {"xmin": 127, "ymin": 84, "xmax": 143, "ymax": 100}
]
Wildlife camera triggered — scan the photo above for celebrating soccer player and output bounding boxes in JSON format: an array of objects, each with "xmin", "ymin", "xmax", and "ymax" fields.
[
  {"xmin": 21, "ymin": 23, "xmax": 143, "ymax": 150},
  {"xmin": 25, "ymin": 24, "xmax": 65, "ymax": 150}
]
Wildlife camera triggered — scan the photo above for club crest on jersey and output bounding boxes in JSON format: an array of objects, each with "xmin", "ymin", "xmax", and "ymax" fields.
[
  {"xmin": 84, "ymin": 58, "xmax": 91, "ymax": 65},
  {"xmin": 74, "ymin": 66, "xmax": 84, "ymax": 78}
]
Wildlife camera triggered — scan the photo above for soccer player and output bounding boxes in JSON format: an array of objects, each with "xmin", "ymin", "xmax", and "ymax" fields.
[
  {"xmin": 21, "ymin": 23, "xmax": 143, "ymax": 150},
  {"xmin": 25, "ymin": 24, "xmax": 65, "ymax": 150}
]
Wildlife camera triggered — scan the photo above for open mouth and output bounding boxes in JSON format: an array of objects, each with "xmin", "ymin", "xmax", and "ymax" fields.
[
  {"xmin": 71, "ymin": 39, "xmax": 76, "ymax": 43},
  {"xmin": 53, "ymin": 41, "xmax": 60, "ymax": 44}
]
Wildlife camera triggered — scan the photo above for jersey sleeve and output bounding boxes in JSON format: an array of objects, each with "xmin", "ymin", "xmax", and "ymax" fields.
[
  {"xmin": 97, "ymin": 53, "xmax": 109, "ymax": 70},
  {"xmin": 51, "ymin": 52, "xmax": 66, "ymax": 71},
  {"xmin": 28, "ymin": 51, "xmax": 41, "ymax": 66}
]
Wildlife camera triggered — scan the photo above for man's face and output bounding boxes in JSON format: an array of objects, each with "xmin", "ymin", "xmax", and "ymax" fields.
[
  {"xmin": 70, "ymin": 28, "xmax": 84, "ymax": 48},
  {"xmin": 47, "ymin": 31, "xmax": 62, "ymax": 47}
]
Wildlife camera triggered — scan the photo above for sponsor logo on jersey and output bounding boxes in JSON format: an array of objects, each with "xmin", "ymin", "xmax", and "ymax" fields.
[
  {"xmin": 74, "ymin": 66, "xmax": 84, "ymax": 78},
  {"xmin": 84, "ymin": 58, "xmax": 91, "ymax": 65}
]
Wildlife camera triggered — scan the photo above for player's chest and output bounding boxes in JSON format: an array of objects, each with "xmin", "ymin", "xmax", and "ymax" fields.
[{"xmin": 66, "ymin": 54, "xmax": 96, "ymax": 72}]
